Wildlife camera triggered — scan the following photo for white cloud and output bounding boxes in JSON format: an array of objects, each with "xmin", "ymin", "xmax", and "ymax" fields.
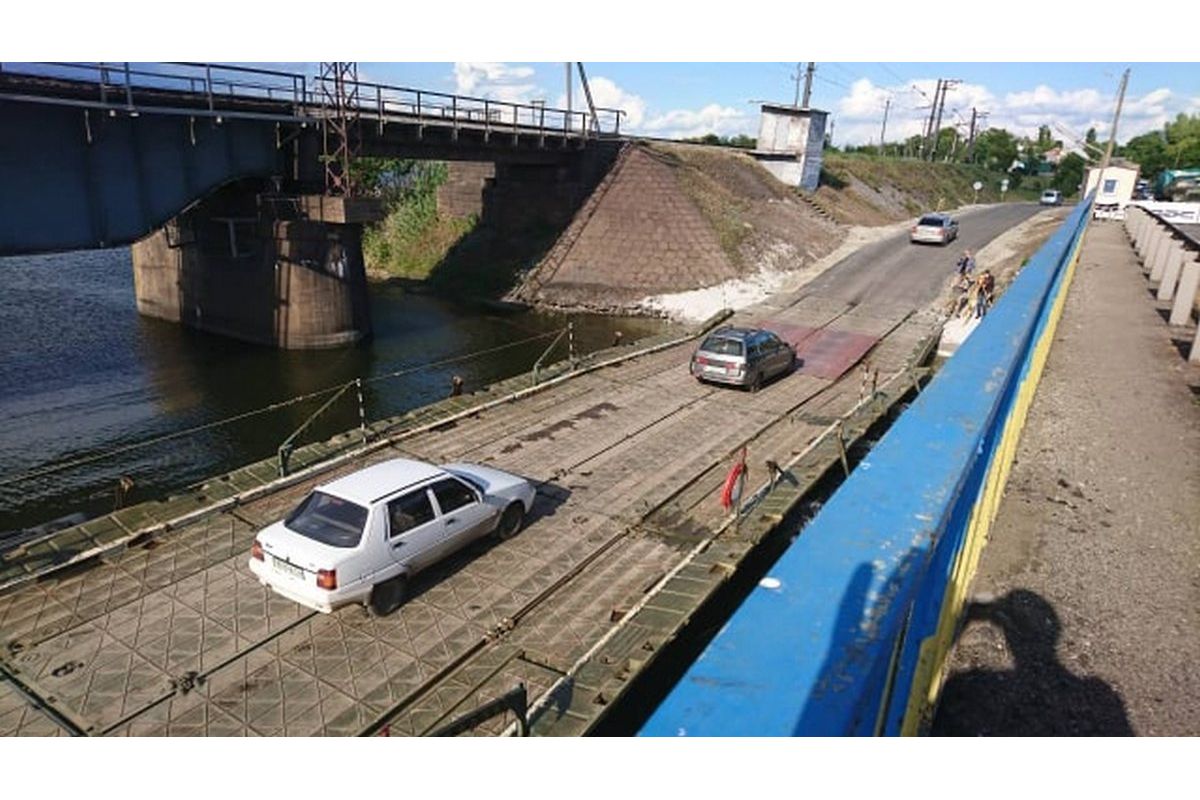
[
  {"xmin": 827, "ymin": 78, "xmax": 997, "ymax": 147},
  {"xmin": 640, "ymin": 103, "xmax": 751, "ymax": 140},
  {"xmin": 453, "ymin": 62, "xmax": 539, "ymax": 104},
  {"xmin": 553, "ymin": 73, "xmax": 746, "ymax": 140},
  {"xmin": 824, "ymin": 76, "xmax": 1189, "ymax": 147},
  {"xmin": 554, "ymin": 76, "xmax": 648, "ymax": 129}
]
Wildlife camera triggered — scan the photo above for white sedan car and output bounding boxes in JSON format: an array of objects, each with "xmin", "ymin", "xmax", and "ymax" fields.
[
  {"xmin": 249, "ymin": 458, "xmax": 536, "ymax": 616},
  {"xmin": 909, "ymin": 213, "xmax": 959, "ymax": 245}
]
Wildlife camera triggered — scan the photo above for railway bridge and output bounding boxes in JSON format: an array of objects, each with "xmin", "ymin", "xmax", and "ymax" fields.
[{"xmin": 0, "ymin": 62, "xmax": 624, "ymax": 347}]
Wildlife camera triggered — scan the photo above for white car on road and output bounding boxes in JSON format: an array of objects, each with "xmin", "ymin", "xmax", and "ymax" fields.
[
  {"xmin": 909, "ymin": 213, "xmax": 959, "ymax": 245},
  {"xmin": 249, "ymin": 458, "xmax": 536, "ymax": 616}
]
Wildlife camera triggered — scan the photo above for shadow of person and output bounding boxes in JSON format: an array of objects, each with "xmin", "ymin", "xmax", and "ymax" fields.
[{"xmin": 932, "ymin": 589, "xmax": 1133, "ymax": 736}]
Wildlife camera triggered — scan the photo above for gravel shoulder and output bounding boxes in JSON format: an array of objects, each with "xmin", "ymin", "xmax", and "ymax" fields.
[{"xmin": 932, "ymin": 220, "xmax": 1200, "ymax": 736}]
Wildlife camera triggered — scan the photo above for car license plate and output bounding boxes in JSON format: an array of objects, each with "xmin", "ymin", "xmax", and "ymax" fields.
[{"xmin": 272, "ymin": 557, "xmax": 304, "ymax": 580}]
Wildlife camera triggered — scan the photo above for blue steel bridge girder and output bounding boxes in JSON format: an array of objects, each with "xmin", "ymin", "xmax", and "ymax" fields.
[
  {"xmin": 0, "ymin": 99, "xmax": 285, "ymax": 255},
  {"xmin": 0, "ymin": 63, "xmax": 617, "ymax": 256}
]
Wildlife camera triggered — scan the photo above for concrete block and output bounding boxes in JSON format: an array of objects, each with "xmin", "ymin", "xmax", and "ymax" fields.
[
  {"xmin": 937, "ymin": 315, "xmax": 981, "ymax": 359},
  {"xmin": 1134, "ymin": 210, "xmax": 1151, "ymax": 245},
  {"xmin": 1144, "ymin": 226, "xmax": 1164, "ymax": 273},
  {"xmin": 1150, "ymin": 235, "xmax": 1177, "ymax": 282},
  {"xmin": 1124, "ymin": 208, "xmax": 1140, "ymax": 240},
  {"xmin": 1157, "ymin": 246, "xmax": 1188, "ymax": 302},
  {"xmin": 1169, "ymin": 257, "xmax": 1200, "ymax": 326},
  {"xmin": 1137, "ymin": 221, "xmax": 1153, "ymax": 261}
]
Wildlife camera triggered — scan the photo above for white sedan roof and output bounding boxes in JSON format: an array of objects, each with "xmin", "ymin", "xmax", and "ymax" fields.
[{"xmin": 318, "ymin": 458, "xmax": 444, "ymax": 506}]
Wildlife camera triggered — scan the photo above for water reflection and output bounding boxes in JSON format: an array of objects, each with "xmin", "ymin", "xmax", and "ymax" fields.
[{"xmin": 0, "ymin": 248, "xmax": 671, "ymax": 530}]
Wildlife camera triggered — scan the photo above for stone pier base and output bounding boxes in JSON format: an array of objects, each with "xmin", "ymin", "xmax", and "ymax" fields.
[{"xmin": 132, "ymin": 183, "xmax": 381, "ymax": 349}]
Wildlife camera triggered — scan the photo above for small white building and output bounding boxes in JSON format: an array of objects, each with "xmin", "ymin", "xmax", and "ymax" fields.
[
  {"xmin": 749, "ymin": 104, "xmax": 828, "ymax": 191},
  {"xmin": 1085, "ymin": 162, "xmax": 1139, "ymax": 218}
]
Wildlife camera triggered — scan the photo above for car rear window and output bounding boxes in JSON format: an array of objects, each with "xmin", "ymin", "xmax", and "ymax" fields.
[
  {"xmin": 700, "ymin": 336, "xmax": 744, "ymax": 356},
  {"xmin": 284, "ymin": 491, "xmax": 368, "ymax": 548},
  {"xmin": 918, "ymin": 215, "xmax": 946, "ymax": 226}
]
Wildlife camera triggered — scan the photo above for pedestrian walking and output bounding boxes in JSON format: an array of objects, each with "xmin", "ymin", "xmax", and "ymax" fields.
[
  {"xmin": 956, "ymin": 249, "xmax": 976, "ymax": 277},
  {"xmin": 974, "ymin": 270, "xmax": 995, "ymax": 319}
]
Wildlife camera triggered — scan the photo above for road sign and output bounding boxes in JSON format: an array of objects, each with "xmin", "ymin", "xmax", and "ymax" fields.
[{"xmin": 973, "ymin": 181, "xmax": 983, "ymax": 191}]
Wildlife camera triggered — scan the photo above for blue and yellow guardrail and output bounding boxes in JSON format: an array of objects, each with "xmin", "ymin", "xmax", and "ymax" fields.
[{"xmin": 639, "ymin": 197, "xmax": 1093, "ymax": 736}]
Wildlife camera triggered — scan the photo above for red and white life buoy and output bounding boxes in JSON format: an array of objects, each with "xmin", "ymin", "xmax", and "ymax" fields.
[{"xmin": 720, "ymin": 450, "xmax": 748, "ymax": 511}]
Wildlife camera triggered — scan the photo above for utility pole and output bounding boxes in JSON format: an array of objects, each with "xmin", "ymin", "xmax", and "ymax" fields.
[
  {"xmin": 1095, "ymin": 68, "xmax": 1131, "ymax": 197},
  {"xmin": 967, "ymin": 108, "xmax": 977, "ymax": 157},
  {"xmin": 880, "ymin": 97, "xmax": 891, "ymax": 152},
  {"xmin": 793, "ymin": 62, "xmax": 802, "ymax": 107},
  {"xmin": 931, "ymin": 79, "xmax": 959, "ymax": 161},
  {"xmin": 922, "ymin": 79, "xmax": 942, "ymax": 160},
  {"xmin": 565, "ymin": 62, "xmax": 572, "ymax": 128},
  {"xmin": 802, "ymin": 62, "xmax": 815, "ymax": 109},
  {"xmin": 968, "ymin": 110, "xmax": 989, "ymax": 163}
]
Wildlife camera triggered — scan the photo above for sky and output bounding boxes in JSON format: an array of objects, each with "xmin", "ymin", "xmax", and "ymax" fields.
[
  {"xmin": 11, "ymin": 1, "xmax": 1198, "ymax": 153},
  {"xmin": 244, "ymin": 61, "xmax": 1199, "ymax": 151}
]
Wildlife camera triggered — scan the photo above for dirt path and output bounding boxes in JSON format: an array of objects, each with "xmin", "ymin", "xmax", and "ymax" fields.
[{"xmin": 932, "ymin": 220, "xmax": 1200, "ymax": 736}]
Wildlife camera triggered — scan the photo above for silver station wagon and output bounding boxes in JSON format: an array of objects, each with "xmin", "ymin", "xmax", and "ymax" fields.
[
  {"xmin": 249, "ymin": 458, "xmax": 536, "ymax": 616},
  {"xmin": 910, "ymin": 212, "xmax": 959, "ymax": 245},
  {"xmin": 689, "ymin": 327, "xmax": 797, "ymax": 391}
]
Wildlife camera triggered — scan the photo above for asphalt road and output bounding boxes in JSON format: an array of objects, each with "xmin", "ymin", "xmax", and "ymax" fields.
[{"xmin": 803, "ymin": 203, "xmax": 1045, "ymax": 307}]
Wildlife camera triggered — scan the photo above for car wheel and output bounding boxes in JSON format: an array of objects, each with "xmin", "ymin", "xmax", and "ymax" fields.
[
  {"xmin": 368, "ymin": 574, "xmax": 407, "ymax": 617},
  {"xmin": 749, "ymin": 371, "xmax": 764, "ymax": 393},
  {"xmin": 496, "ymin": 502, "xmax": 525, "ymax": 541}
]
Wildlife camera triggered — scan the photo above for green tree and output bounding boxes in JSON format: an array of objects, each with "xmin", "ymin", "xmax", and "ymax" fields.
[
  {"xmin": 973, "ymin": 128, "xmax": 1019, "ymax": 171},
  {"xmin": 1120, "ymin": 130, "xmax": 1169, "ymax": 178},
  {"xmin": 1053, "ymin": 152, "xmax": 1086, "ymax": 196},
  {"xmin": 1034, "ymin": 125, "xmax": 1060, "ymax": 153},
  {"xmin": 1165, "ymin": 112, "xmax": 1200, "ymax": 169},
  {"xmin": 933, "ymin": 127, "xmax": 960, "ymax": 161}
]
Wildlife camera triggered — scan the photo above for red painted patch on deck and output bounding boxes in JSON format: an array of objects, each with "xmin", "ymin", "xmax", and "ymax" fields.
[{"xmin": 793, "ymin": 329, "xmax": 880, "ymax": 379}]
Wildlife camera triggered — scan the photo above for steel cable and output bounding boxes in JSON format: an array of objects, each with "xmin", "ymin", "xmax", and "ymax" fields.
[{"xmin": 0, "ymin": 327, "xmax": 567, "ymax": 489}]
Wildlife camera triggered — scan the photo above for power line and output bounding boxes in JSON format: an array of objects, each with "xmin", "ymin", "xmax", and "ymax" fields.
[
  {"xmin": 815, "ymin": 74, "xmax": 850, "ymax": 91},
  {"xmin": 875, "ymin": 63, "xmax": 907, "ymax": 84}
]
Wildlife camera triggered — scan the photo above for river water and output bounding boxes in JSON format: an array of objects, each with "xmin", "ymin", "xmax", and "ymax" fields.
[{"xmin": 0, "ymin": 248, "xmax": 671, "ymax": 532}]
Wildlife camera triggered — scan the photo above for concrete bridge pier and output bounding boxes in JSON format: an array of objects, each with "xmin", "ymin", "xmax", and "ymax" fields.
[{"xmin": 131, "ymin": 180, "xmax": 382, "ymax": 349}]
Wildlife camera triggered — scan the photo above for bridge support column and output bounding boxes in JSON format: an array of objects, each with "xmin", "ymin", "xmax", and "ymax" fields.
[{"xmin": 131, "ymin": 183, "xmax": 381, "ymax": 349}]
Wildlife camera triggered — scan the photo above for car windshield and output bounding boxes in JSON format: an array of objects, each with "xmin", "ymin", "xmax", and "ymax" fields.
[
  {"xmin": 284, "ymin": 491, "xmax": 368, "ymax": 548},
  {"xmin": 918, "ymin": 215, "xmax": 945, "ymax": 226},
  {"xmin": 700, "ymin": 336, "xmax": 744, "ymax": 356}
]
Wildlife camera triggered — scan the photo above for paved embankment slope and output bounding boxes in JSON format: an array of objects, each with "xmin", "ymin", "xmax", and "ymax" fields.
[{"xmin": 933, "ymin": 220, "xmax": 1200, "ymax": 736}]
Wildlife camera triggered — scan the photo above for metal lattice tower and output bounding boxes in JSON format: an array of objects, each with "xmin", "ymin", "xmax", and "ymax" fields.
[{"xmin": 318, "ymin": 62, "xmax": 361, "ymax": 196}]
